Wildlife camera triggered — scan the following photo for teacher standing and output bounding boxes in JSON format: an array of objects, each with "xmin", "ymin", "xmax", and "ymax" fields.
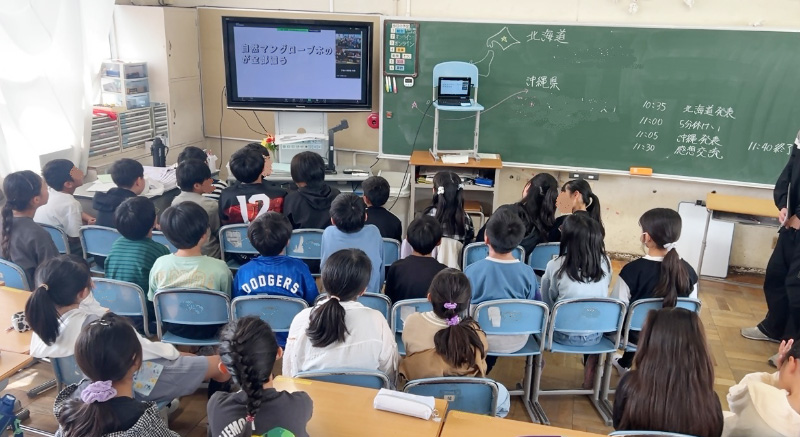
[{"xmin": 742, "ymin": 130, "xmax": 800, "ymax": 365}]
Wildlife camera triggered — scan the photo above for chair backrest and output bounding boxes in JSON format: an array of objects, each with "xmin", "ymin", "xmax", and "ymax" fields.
[
  {"xmin": 608, "ymin": 432, "xmax": 701, "ymax": 437},
  {"xmin": 0, "ymin": 259, "xmax": 30, "ymax": 290},
  {"xmin": 624, "ymin": 298, "xmax": 702, "ymax": 343},
  {"xmin": 547, "ymin": 298, "xmax": 627, "ymax": 350},
  {"xmin": 404, "ymin": 377, "xmax": 498, "ymax": 415},
  {"xmin": 391, "ymin": 299, "xmax": 433, "ymax": 333},
  {"xmin": 231, "ymin": 295, "xmax": 308, "ymax": 333},
  {"xmin": 296, "ymin": 369, "xmax": 391, "ymax": 389},
  {"xmin": 527, "ymin": 242, "xmax": 560, "ymax": 271},
  {"xmin": 287, "ymin": 229, "xmax": 324, "ymax": 260},
  {"xmin": 80, "ymin": 225, "xmax": 122, "ymax": 258},
  {"xmin": 39, "ymin": 223, "xmax": 70, "ymax": 254},
  {"xmin": 52, "ymin": 355, "xmax": 85, "ymax": 392},
  {"xmin": 313, "ymin": 293, "xmax": 392, "ymax": 320},
  {"xmin": 151, "ymin": 231, "xmax": 178, "ymax": 253},
  {"xmin": 383, "ymin": 238, "xmax": 401, "ymax": 267},
  {"xmin": 153, "ymin": 289, "xmax": 231, "ymax": 338},
  {"xmin": 432, "ymin": 61, "xmax": 480, "ymax": 89},
  {"xmin": 92, "ymin": 278, "xmax": 150, "ymax": 336},
  {"xmin": 219, "ymin": 224, "xmax": 258, "ymax": 257},
  {"xmin": 462, "ymin": 242, "xmax": 525, "ymax": 270},
  {"xmin": 436, "ymin": 237, "xmax": 464, "ymax": 269},
  {"xmin": 472, "ymin": 300, "xmax": 549, "ymax": 354}
]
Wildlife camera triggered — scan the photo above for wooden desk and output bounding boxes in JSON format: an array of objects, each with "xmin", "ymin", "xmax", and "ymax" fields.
[
  {"xmin": 0, "ymin": 352, "xmax": 33, "ymax": 383},
  {"xmin": 0, "ymin": 288, "xmax": 31, "ymax": 354},
  {"xmin": 273, "ymin": 376, "xmax": 447, "ymax": 436},
  {"xmin": 439, "ymin": 411, "xmax": 607, "ymax": 437},
  {"xmin": 409, "ymin": 150, "xmax": 503, "ymax": 170}
]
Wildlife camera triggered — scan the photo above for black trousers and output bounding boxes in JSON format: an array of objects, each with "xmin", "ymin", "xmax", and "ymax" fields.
[{"xmin": 758, "ymin": 227, "xmax": 800, "ymax": 341}]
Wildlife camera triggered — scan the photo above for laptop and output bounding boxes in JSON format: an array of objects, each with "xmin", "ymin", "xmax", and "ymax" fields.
[{"xmin": 437, "ymin": 77, "xmax": 472, "ymax": 106}]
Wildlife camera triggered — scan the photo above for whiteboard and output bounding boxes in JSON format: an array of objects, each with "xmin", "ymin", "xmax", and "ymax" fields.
[{"xmin": 675, "ymin": 202, "xmax": 734, "ymax": 278}]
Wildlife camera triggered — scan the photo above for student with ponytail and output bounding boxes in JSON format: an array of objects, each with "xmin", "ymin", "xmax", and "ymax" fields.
[
  {"xmin": 283, "ymin": 249, "xmax": 397, "ymax": 379},
  {"xmin": 610, "ymin": 207, "xmax": 698, "ymax": 374},
  {"xmin": 208, "ymin": 316, "xmax": 312, "ymax": 437},
  {"xmin": 399, "ymin": 268, "xmax": 510, "ymax": 417},
  {"xmin": 553, "ymin": 178, "xmax": 604, "ymax": 239},
  {"xmin": 26, "ymin": 255, "xmax": 230, "ymax": 404},
  {"xmin": 54, "ymin": 313, "xmax": 177, "ymax": 437},
  {"xmin": 1, "ymin": 170, "xmax": 58, "ymax": 289},
  {"xmin": 424, "ymin": 171, "xmax": 474, "ymax": 244}
]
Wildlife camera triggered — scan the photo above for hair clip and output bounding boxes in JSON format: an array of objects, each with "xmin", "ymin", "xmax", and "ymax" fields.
[{"xmin": 436, "ymin": 186, "xmax": 445, "ymax": 195}]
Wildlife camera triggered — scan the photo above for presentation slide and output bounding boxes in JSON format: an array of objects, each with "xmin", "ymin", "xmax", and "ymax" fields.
[
  {"xmin": 232, "ymin": 26, "xmax": 365, "ymax": 102},
  {"xmin": 440, "ymin": 79, "xmax": 469, "ymax": 96}
]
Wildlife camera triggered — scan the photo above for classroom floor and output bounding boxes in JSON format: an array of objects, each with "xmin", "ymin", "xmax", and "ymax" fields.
[{"xmin": 8, "ymin": 261, "xmax": 778, "ymax": 436}]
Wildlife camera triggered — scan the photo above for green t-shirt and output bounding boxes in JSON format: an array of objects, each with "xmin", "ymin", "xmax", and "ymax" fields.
[
  {"xmin": 148, "ymin": 254, "xmax": 233, "ymax": 300},
  {"xmin": 105, "ymin": 237, "xmax": 171, "ymax": 293}
]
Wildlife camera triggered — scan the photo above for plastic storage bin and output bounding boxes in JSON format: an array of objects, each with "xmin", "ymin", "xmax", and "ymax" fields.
[
  {"xmin": 101, "ymin": 77, "xmax": 149, "ymax": 95},
  {"xmin": 101, "ymin": 61, "xmax": 147, "ymax": 79},
  {"xmin": 102, "ymin": 92, "xmax": 150, "ymax": 110}
]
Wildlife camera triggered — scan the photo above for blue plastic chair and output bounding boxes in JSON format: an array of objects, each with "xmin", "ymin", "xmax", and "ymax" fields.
[
  {"xmin": 51, "ymin": 356, "xmax": 84, "ymax": 393},
  {"xmin": 287, "ymin": 229, "xmax": 324, "ymax": 277},
  {"xmin": 153, "ymin": 289, "xmax": 230, "ymax": 346},
  {"xmin": 0, "ymin": 259, "xmax": 30, "ymax": 291},
  {"xmin": 80, "ymin": 225, "xmax": 122, "ymax": 275},
  {"xmin": 472, "ymin": 299, "xmax": 548, "ymax": 423},
  {"xmin": 622, "ymin": 298, "xmax": 701, "ymax": 353},
  {"xmin": 462, "ymin": 242, "xmax": 525, "ymax": 270},
  {"xmin": 404, "ymin": 377, "xmax": 498, "ymax": 416},
  {"xmin": 38, "ymin": 223, "xmax": 70, "ymax": 254},
  {"xmin": 390, "ymin": 299, "xmax": 433, "ymax": 356},
  {"xmin": 541, "ymin": 297, "xmax": 627, "ymax": 426},
  {"xmin": 231, "ymin": 295, "xmax": 308, "ymax": 335},
  {"xmin": 92, "ymin": 278, "xmax": 153, "ymax": 337},
  {"xmin": 313, "ymin": 293, "xmax": 391, "ymax": 320},
  {"xmin": 296, "ymin": 368, "xmax": 391, "ymax": 389},
  {"xmin": 383, "ymin": 238, "xmax": 401, "ymax": 267},
  {"xmin": 151, "ymin": 231, "xmax": 178, "ymax": 253},
  {"xmin": 609, "ymin": 432, "xmax": 700, "ymax": 437},
  {"xmin": 219, "ymin": 224, "xmax": 258, "ymax": 272},
  {"xmin": 527, "ymin": 242, "xmax": 560, "ymax": 270}
]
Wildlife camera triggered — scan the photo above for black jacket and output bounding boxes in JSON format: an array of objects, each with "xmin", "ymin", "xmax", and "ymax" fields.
[
  {"xmin": 774, "ymin": 135, "xmax": 800, "ymax": 215},
  {"xmin": 283, "ymin": 184, "xmax": 341, "ymax": 229},
  {"xmin": 92, "ymin": 187, "xmax": 137, "ymax": 228}
]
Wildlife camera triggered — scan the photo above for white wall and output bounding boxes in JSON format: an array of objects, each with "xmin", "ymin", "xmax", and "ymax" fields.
[{"xmin": 117, "ymin": 0, "xmax": 800, "ymax": 270}]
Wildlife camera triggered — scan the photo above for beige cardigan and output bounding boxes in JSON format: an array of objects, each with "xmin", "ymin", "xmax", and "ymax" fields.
[{"xmin": 722, "ymin": 372, "xmax": 800, "ymax": 437}]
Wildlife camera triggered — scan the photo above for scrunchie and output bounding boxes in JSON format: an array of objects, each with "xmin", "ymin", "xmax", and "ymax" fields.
[
  {"xmin": 446, "ymin": 315, "xmax": 460, "ymax": 326},
  {"xmin": 437, "ymin": 186, "xmax": 445, "ymax": 195},
  {"xmin": 443, "ymin": 302, "xmax": 457, "ymax": 310},
  {"xmin": 663, "ymin": 242, "xmax": 677, "ymax": 252},
  {"xmin": 80, "ymin": 380, "xmax": 117, "ymax": 404}
]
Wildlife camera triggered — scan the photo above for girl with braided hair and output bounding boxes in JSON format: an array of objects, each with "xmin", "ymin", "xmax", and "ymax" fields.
[
  {"xmin": 1, "ymin": 170, "xmax": 58, "ymax": 289},
  {"xmin": 399, "ymin": 268, "xmax": 510, "ymax": 417},
  {"xmin": 208, "ymin": 316, "xmax": 312, "ymax": 437}
]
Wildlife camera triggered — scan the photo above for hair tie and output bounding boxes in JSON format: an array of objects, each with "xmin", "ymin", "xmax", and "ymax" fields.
[
  {"xmin": 436, "ymin": 186, "xmax": 445, "ymax": 195},
  {"xmin": 663, "ymin": 242, "xmax": 677, "ymax": 252},
  {"xmin": 457, "ymin": 183, "xmax": 463, "ymax": 190},
  {"xmin": 446, "ymin": 315, "xmax": 460, "ymax": 326},
  {"xmin": 40, "ymin": 284, "xmax": 49, "ymax": 291},
  {"xmin": 246, "ymin": 414, "xmax": 256, "ymax": 431},
  {"xmin": 80, "ymin": 380, "xmax": 117, "ymax": 404},
  {"xmin": 443, "ymin": 302, "xmax": 457, "ymax": 310},
  {"xmin": 329, "ymin": 295, "xmax": 340, "ymax": 301},
  {"xmin": 586, "ymin": 196, "xmax": 593, "ymax": 207}
]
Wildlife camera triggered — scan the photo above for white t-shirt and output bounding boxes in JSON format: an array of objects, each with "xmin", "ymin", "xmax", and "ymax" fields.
[{"xmin": 34, "ymin": 189, "xmax": 83, "ymax": 238}]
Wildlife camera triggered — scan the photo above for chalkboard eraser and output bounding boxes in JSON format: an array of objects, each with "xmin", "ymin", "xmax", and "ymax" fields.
[{"xmin": 630, "ymin": 167, "xmax": 653, "ymax": 176}]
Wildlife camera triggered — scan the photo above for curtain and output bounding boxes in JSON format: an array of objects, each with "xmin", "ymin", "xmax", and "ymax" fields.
[{"xmin": 0, "ymin": 0, "xmax": 115, "ymax": 177}]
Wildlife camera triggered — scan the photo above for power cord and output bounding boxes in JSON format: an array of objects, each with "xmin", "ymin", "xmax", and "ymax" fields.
[{"xmin": 387, "ymin": 100, "xmax": 435, "ymax": 211}]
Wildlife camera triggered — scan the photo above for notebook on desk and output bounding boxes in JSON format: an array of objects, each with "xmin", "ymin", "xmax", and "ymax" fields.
[{"xmin": 436, "ymin": 77, "xmax": 472, "ymax": 106}]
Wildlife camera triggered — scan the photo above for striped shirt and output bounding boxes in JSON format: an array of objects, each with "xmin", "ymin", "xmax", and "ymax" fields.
[
  {"xmin": 105, "ymin": 237, "xmax": 171, "ymax": 293},
  {"xmin": 202, "ymin": 178, "xmax": 228, "ymax": 202}
]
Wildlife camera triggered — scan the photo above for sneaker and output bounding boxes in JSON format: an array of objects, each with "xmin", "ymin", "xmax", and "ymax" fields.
[
  {"xmin": 768, "ymin": 352, "xmax": 780, "ymax": 368},
  {"xmin": 611, "ymin": 353, "xmax": 629, "ymax": 377},
  {"xmin": 741, "ymin": 327, "xmax": 780, "ymax": 343}
]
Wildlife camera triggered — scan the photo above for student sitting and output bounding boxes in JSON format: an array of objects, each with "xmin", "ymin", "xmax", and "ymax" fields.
[
  {"xmin": 722, "ymin": 339, "xmax": 800, "ymax": 437},
  {"xmin": 209, "ymin": 316, "xmax": 313, "ymax": 437},
  {"xmin": 242, "ymin": 142, "xmax": 284, "ymax": 193},
  {"xmin": 610, "ymin": 207, "xmax": 698, "ymax": 374},
  {"xmin": 27, "ymin": 256, "xmax": 230, "ymax": 405},
  {"xmin": 541, "ymin": 211, "xmax": 611, "ymax": 388},
  {"xmin": 320, "ymin": 193, "xmax": 384, "ymax": 294},
  {"xmin": 34, "ymin": 159, "xmax": 95, "ymax": 254},
  {"xmin": 283, "ymin": 151, "xmax": 340, "ymax": 230},
  {"xmin": 362, "ymin": 176, "xmax": 402, "ymax": 241},
  {"xmin": 283, "ymin": 249, "xmax": 397, "ymax": 379},
  {"xmin": 104, "ymin": 197, "xmax": 169, "ymax": 328},
  {"xmin": 149, "ymin": 202, "xmax": 232, "ymax": 340},
  {"xmin": 399, "ymin": 268, "xmax": 510, "ymax": 417},
  {"xmin": 177, "ymin": 146, "xmax": 227, "ymax": 201},
  {"xmin": 233, "ymin": 212, "xmax": 319, "ymax": 346},
  {"xmin": 53, "ymin": 313, "xmax": 178, "ymax": 437},
  {"xmin": 465, "ymin": 206, "xmax": 540, "ymax": 355},
  {"xmin": 1, "ymin": 170, "xmax": 58, "ymax": 289},
  {"xmin": 219, "ymin": 146, "xmax": 286, "ymax": 225},
  {"xmin": 553, "ymin": 178, "xmax": 604, "ymax": 240},
  {"xmin": 93, "ymin": 159, "xmax": 146, "ymax": 228},
  {"xmin": 384, "ymin": 216, "xmax": 446, "ymax": 302},
  {"xmin": 172, "ymin": 159, "xmax": 221, "ymax": 258},
  {"xmin": 613, "ymin": 307, "xmax": 723, "ymax": 437}
]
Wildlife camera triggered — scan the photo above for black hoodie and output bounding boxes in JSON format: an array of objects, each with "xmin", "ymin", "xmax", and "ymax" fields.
[
  {"xmin": 92, "ymin": 187, "xmax": 137, "ymax": 228},
  {"xmin": 283, "ymin": 184, "xmax": 341, "ymax": 230}
]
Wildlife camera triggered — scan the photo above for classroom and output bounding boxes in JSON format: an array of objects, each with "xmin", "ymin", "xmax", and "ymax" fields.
[{"xmin": 0, "ymin": 0, "xmax": 799, "ymax": 436}]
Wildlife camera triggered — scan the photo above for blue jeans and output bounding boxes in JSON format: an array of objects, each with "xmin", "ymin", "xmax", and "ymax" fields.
[{"xmin": 552, "ymin": 331, "xmax": 602, "ymax": 346}]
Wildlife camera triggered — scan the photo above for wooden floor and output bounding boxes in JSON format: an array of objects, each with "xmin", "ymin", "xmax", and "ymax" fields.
[{"xmin": 10, "ymin": 261, "xmax": 779, "ymax": 435}]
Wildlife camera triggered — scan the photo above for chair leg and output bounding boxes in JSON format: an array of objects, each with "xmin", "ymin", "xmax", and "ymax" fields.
[
  {"xmin": 520, "ymin": 355, "xmax": 537, "ymax": 423},
  {"xmin": 530, "ymin": 355, "xmax": 549, "ymax": 425},
  {"xmin": 599, "ymin": 351, "xmax": 615, "ymax": 416},
  {"xmin": 26, "ymin": 379, "xmax": 56, "ymax": 398},
  {"xmin": 587, "ymin": 354, "xmax": 613, "ymax": 426}
]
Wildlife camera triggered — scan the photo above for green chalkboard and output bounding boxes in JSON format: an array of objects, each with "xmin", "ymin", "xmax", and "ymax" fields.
[
  {"xmin": 380, "ymin": 21, "xmax": 800, "ymax": 185},
  {"xmin": 384, "ymin": 21, "xmax": 419, "ymax": 76}
]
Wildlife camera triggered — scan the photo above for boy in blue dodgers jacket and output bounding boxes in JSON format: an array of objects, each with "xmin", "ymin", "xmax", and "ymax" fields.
[{"xmin": 234, "ymin": 212, "xmax": 318, "ymax": 346}]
